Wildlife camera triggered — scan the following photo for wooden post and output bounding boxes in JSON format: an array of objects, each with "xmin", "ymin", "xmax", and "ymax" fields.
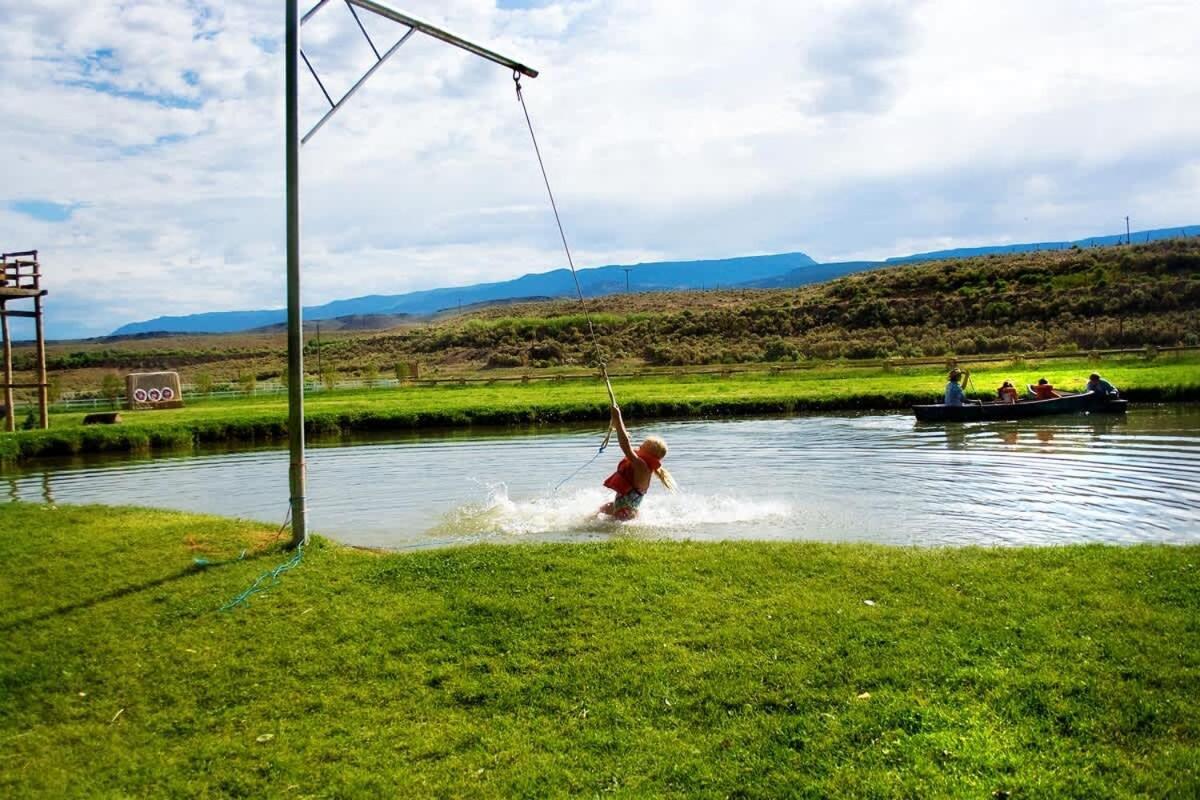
[
  {"xmin": 1, "ymin": 299, "xmax": 12, "ymax": 432},
  {"xmin": 34, "ymin": 294, "xmax": 47, "ymax": 428}
]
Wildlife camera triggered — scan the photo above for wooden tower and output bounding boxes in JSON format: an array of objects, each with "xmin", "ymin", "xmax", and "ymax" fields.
[{"xmin": 0, "ymin": 250, "xmax": 49, "ymax": 431}]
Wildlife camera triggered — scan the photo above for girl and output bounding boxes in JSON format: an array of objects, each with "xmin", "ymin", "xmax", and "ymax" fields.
[{"xmin": 600, "ymin": 403, "xmax": 676, "ymax": 520}]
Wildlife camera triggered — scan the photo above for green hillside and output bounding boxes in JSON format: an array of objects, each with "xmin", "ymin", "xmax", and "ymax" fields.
[
  {"xmin": 395, "ymin": 238, "xmax": 1199, "ymax": 367},
  {"xmin": 7, "ymin": 238, "xmax": 1199, "ymax": 396}
]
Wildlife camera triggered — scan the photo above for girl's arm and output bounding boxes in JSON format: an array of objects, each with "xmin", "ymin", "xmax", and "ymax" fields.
[{"xmin": 611, "ymin": 404, "xmax": 636, "ymax": 461}]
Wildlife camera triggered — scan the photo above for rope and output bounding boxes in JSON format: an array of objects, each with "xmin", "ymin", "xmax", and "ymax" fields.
[
  {"xmin": 220, "ymin": 545, "xmax": 304, "ymax": 612},
  {"xmin": 554, "ymin": 445, "xmax": 607, "ymax": 492},
  {"xmin": 514, "ymin": 72, "xmax": 609, "ymax": 382},
  {"xmin": 515, "ymin": 71, "xmax": 620, "ymax": 472},
  {"xmin": 218, "ymin": 505, "xmax": 305, "ymax": 612}
]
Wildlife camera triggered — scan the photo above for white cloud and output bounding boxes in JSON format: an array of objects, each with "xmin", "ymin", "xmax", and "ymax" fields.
[{"xmin": 0, "ymin": 0, "xmax": 1197, "ymax": 337}]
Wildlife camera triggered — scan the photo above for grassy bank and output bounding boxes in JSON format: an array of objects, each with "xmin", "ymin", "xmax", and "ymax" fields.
[
  {"xmin": 1, "ymin": 504, "xmax": 1197, "ymax": 797},
  {"xmin": 2, "ymin": 353, "xmax": 1198, "ymax": 464}
]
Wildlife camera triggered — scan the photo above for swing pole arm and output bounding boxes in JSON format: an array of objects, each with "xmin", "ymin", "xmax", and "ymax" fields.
[
  {"xmin": 347, "ymin": 1, "xmax": 538, "ymax": 78},
  {"xmin": 300, "ymin": 1, "xmax": 537, "ymax": 144}
]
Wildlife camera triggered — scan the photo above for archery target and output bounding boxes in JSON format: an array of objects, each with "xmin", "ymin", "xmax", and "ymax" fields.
[{"xmin": 126, "ymin": 372, "xmax": 184, "ymax": 409}]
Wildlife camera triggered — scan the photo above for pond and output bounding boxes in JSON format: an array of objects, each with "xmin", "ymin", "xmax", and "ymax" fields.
[{"xmin": 5, "ymin": 407, "xmax": 1199, "ymax": 549}]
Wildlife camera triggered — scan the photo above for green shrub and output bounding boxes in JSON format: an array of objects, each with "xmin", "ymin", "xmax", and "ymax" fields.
[{"xmin": 100, "ymin": 374, "xmax": 123, "ymax": 409}]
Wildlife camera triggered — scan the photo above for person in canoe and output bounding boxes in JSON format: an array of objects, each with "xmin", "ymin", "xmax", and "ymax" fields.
[
  {"xmin": 600, "ymin": 403, "xmax": 676, "ymax": 521},
  {"xmin": 944, "ymin": 369, "xmax": 977, "ymax": 406},
  {"xmin": 1086, "ymin": 372, "xmax": 1119, "ymax": 398},
  {"xmin": 997, "ymin": 380, "xmax": 1020, "ymax": 403},
  {"xmin": 1032, "ymin": 377, "xmax": 1061, "ymax": 399}
]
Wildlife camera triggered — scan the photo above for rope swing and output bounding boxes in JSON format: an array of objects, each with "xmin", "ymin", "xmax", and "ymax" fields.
[{"xmin": 514, "ymin": 71, "xmax": 620, "ymax": 471}]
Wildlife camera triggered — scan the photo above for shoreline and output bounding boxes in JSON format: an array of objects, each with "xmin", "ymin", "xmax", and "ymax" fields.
[{"xmin": 3, "ymin": 389, "xmax": 1198, "ymax": 466}]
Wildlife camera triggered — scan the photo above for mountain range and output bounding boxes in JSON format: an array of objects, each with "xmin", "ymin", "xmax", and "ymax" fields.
[{"xmin": 113, "ymin": 225, "xmax": 1197, "ymax": 335}]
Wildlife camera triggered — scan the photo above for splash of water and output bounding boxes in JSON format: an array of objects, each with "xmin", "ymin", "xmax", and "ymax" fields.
[{"xmin": 431, "ymin": 481, "xmax": 793, "ymax": 540}]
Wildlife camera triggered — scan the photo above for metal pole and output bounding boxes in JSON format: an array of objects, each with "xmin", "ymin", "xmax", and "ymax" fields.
[
  {"xmin": 1125, "ymin": 216, "xmax": 1131, "ymax": 245},
  {"xmin": 286, "ymin": 0, "xmax": 308, "ymax": 548},
  {"xmin": 315, "ymin": 321, "xmax": 322, "ymax": 381},
  {"xmin": 34, "ymin": 295, "xmax": 47, "ymax": 429}
]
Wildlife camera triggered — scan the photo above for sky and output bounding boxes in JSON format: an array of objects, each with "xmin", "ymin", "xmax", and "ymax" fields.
[{"xmin": 1, "ymin": 0, "xmax": 1198, "ymax": 339}]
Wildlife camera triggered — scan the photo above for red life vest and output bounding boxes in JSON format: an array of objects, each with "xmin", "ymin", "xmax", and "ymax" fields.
[{"xmin": 604, "ymin": 451, "xmax": 661, "ymax": 495}]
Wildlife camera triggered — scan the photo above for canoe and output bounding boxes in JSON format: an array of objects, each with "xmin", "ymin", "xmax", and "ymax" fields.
[{"xmin": 912, "ymin": 391, "xmax": 1128, "ymax": 422}]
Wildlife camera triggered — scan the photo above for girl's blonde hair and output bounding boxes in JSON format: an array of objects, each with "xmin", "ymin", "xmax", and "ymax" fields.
[{"xmin": 641, "ymin": 435, "xmax": 677, "ymax": 492}]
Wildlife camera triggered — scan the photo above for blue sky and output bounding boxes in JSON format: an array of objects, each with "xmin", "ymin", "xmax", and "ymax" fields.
[
  {"xmin": 1, "ymin": 0, "xmax": 1198, "ymax": 339},
  {"xmin": 10, "ymin": 200, "xmax": 80, "ymax": 222}
]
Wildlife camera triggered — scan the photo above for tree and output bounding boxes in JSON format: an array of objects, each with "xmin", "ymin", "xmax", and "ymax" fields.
[
  {"xmin": 193, "ymin": 372, "xmax": 214, "ymax": 396},
  {"xmin": 47, "ymin": 376, "xmax": 63, "ymax": 404},
  {"xmin": 279, "ymin": 365, "xmax": 289, "ymax": 391},
  {"xmin": 237, "ymin": 372, "xmax": 257, "ymax": 396},
  {"xmin": 100, "ymin": 373, "xmax": 123, "ymax": 409},
  {"xmin": 394, "ymin": 361, "xmax": 410, "ymax": 385},
  {"xmin": 321, "ymin": 365, "xmax": 337, "ymax": 392},
  {"xmin": 362, "ymin": 363, "xmax": 379, "ymax": 389}
]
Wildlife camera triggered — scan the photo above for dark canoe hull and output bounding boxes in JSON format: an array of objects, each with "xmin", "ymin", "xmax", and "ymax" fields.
[{"xmin": 912, "ymin": 392, "xmax": 1128, "ymax": 422}]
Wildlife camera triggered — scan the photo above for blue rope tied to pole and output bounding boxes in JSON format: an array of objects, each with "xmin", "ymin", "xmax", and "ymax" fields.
[
  {"xmin": 220, "ymin": 545, "xmax": 304, "ymax": 612},
  {"xmin": 193, "ymin": 549, "xmax": 246, "ymax": 568},
  {"xmin": 554, "ymin": 440, "xmax": 608, "ymax": 492}
]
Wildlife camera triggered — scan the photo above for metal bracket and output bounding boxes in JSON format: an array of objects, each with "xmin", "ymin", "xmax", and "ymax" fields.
[{"xmin": 300, "ymin": 0, "xmax": 537, "ymax": 144}]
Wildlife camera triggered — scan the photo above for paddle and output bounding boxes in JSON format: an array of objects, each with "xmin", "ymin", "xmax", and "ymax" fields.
[{"xmin": 963, "ymin": 369, "xmax": 983, "ymax": 405}]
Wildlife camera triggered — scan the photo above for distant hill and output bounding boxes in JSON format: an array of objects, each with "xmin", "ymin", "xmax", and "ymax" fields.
[
  {"xmin": 112, "ymin": 225, "xmax": 1198, "ymax": 335},
  {"xmin": 739, "ymin": 226, "xmax": 1199, "ymax": 289},
  {"xmin": 33, "ymin": 238, "xmax": 1199, "ymax": 387},
  {"xmin": 112, "ymin": 252, "xmax": 818, "ymax": 335},
  {"xmin": 250, "ymin": 313, "xmax": 414, "ymax": 333},
  {"xmin": 736, "ymin": 261, "xmax": 886, "ymax": 289},
  {"xmin": 408, "ymin": 238, "xmax": 1200, "ymax": 368},
  {"xmin": 884, "ymin": 225, "xmax": 1196, "ymax": 265}
]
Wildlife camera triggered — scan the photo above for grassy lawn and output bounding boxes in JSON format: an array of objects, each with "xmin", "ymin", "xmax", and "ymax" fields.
[
  {"xmin": 3, "ymin": 353, "xmax": 1197, "ymax": 464},
  {"xmin": 1, "ymin": 504, "xmax": 1197, "ymax": 797}
]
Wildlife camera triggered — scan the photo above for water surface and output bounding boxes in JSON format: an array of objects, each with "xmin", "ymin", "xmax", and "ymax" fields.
[{"xmin": 5, "ymin": 407, "xmax": 1199, "ymax": 549}]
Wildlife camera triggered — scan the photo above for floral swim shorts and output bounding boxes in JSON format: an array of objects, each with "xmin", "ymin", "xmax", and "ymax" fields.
[{"xmin": 612, "ymin": 488, "xmax": 645, "ymax": 519}]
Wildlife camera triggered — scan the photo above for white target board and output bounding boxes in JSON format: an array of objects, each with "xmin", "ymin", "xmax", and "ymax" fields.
[{"xmin": 126, "ymin": 372, "xmax": 184, "ymax": 410}]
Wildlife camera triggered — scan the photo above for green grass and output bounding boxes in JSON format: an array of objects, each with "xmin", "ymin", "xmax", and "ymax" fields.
[
  {"xmin": 3, "ymin": 353, "xmax": 1198, "ymax": 464},
  {"xmin": 1, "ymin": 504, "xmax": 1197, "ymax": 797}
]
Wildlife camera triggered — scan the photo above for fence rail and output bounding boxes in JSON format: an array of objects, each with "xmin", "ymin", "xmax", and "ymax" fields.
[{"xmin": 6, "ymin": 343, "xmax": 1197, "ymax": 413}]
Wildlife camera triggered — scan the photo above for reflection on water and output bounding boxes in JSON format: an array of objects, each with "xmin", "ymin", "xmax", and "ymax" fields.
[
  {"xmin": 931, "ymin": 413, "xmax": 1128, "ymax": 450},
  {"xmin": 4, "ymin": 406, "xmax": 1199, "ymax": 549}
]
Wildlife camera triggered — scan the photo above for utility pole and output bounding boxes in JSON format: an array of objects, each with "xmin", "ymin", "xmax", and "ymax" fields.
[
  {"xmin": 1125, "ymin": 215, "xmax": 1131, "ymax": 245},
  {"xmin": 315, "ymin": 321, "xmax": 322, "ymax": 382},
  {"xmin": 284, "ymin": 0, "xmax": 307, "ymax": 548},
  {"xmin": 621, "ymin": 267, "xmax": 633, "ymax": 292}
]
